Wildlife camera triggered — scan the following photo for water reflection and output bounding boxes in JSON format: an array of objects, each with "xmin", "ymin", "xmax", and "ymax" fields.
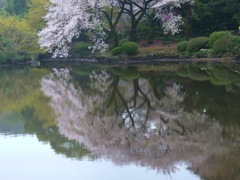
[
  {"xmin": 1, "ymin": 63, "xmax": 240, "ymax": 179},
  {"xmin": 41, "ymin": 64, "xmax": 240, "ymax": 177},
  {"xmin": 0, "ymin": 68, "xmax": 90, "ymax": 159}
]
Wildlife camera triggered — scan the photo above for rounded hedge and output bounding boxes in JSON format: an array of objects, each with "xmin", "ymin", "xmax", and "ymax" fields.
[
  {"xmin": 187, "ymin": 37, "xmax": 209, "ymax": 53},
  {"xmin": 177, "ymin": 41, "xmax": 188, "ymax": 52},
  {"xmin": 227, "ymin": 36, "xmax": 240, "ymax": 56},
  {"xmin": 111, "ymin": 47, "xmax": 122, "ymax": 56},
  {"xmin": 74, "ymin": 42, "xmax": 92, "ymax": 54},
  {"xmin": 119, "ymin": 38, "xmax": 129, "ymax": 46},
  {"xmin": 209, "ymin": 31, "xmax": 229, "ymax": 47},
  {"xmin": 121, "ymin": 42, "xmax": 138, "ymax": 55},
  {"xmin": 213, "ymin": 34, "xmax": 235, "ymax": 55}
]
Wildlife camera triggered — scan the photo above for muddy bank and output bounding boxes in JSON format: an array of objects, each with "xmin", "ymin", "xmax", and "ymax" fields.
[{"xmin": 0, "ymin": 56, "xmax": 239, "ymax": 68}]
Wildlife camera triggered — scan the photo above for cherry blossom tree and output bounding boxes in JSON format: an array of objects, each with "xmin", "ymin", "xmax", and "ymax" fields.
[{"xmin": 38, "ymin": 0, "xmax": 194, "ymax": 57}]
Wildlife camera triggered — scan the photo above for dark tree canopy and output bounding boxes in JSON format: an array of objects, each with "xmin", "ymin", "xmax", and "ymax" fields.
[
  {"xmin": 3, "ymin": 0, "xmax": 28, "ymax": 16},
  {"xmin": 188, "ymin": 0, "xmax": 240, "ymax": 36}
]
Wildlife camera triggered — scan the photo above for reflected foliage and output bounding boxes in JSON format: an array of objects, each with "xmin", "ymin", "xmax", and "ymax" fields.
[
  {"xmin": 0, "ymin": 68, "xmax": 90, "ymax": 159},
  {"xmin": 0, "ymin": 68, "xmax": 55, "ymax": 127},
  {"xmin": 1, "ymin": 63, "xmax": 240, "ymax": 178},
  {"xmin": 41, "ymin": 64, "xmax": 240, "ymax": 175}
]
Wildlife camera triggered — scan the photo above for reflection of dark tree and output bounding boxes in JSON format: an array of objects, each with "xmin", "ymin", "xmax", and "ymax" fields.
[
  {"xmin": 192, "ymin": 151, "xmax": 240, "ymax": 180},
  {"xmin": 21, "ymin": 106, "xmax": 90, "ymax": 160},
  {"xmin": 41, "ymin": 68, "xmax": 231, "ymax": 173},
  {"xmin": 107, "ymin": 76, "xmax": 151, "ymax": 128},
  {"xmin": 177, "ymin": 63, "xmax": 240, "ymax": 126}
]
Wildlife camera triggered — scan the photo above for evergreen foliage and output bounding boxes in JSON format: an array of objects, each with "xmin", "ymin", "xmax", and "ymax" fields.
[{"xmin": 2, "ymin": 0, "xmax": 28, "ymax": 16}]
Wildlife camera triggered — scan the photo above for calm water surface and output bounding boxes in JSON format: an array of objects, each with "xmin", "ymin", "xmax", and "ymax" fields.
[{"xmin": 0, "ymin": 62, "xmax": 240, "ymax": 180}]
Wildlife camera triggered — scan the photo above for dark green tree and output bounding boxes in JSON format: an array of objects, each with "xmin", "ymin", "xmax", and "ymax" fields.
[
  {"xmin": 188, "ymin": 0, "xmax": 240, "ymax": 36},
  {"xmin": 3, "ymin": 0, "xmax": 28, "ymax": 16}
]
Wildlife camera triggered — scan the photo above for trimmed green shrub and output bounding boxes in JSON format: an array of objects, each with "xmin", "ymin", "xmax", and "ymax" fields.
[
  {"xmin": 74, "ymin": 42, "xmax": 92, "ymax": 54},
  {"xmin": 111, "ymin": 47, "xmax": 122, "ymax": 56},
  {"xmin": 0, "ymin": 50, "xmax": 7, "ymax": 62},
  {"xmin": 213, "ymin": 34, "xmax": 235, "ymax": 55},
  {"xmin": 119, "ymin": 38, "xmax": 129, "ymax": 46},
  {"xmin": 209, "ymin": 31, "xmax": 229, "ymax": 47},
  {"xmin": 121, "ymin": 42, "xmax": 138, "ymax": 55},
  {"xmin": 227, "ymin": 36, "xmax": 240, "ymax": 56},
  {"xmin": 187, "ymin": 37, "xmax": 209, "ymax": 53},
  {"xmin": 177, "ymin": 41, "xmax": 188, "ymax": 52}
]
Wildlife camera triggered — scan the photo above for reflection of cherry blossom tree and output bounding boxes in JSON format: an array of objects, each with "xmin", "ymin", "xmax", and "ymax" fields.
[{"xmin": 41, "ymin": 69, "xmax": 225, "ymax": 173}]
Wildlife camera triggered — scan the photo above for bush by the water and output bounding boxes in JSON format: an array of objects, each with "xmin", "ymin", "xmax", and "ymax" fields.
[
  {"xmin": 213, "ymin": 34, "xmax": 235, "ymax": 55},
  {"xmin": 187, "ymin": 37, "xmax": 209, "ymax": 53},
  {"xmin": 0, "ymin": 50, "xmax": 6, "ymax": 62},
  {"xmin": 177, "ymin": 41, "xmax": 188, "ymax": 52},
  {"xmin": 111, "ymin": 47, "xmax": 122, "ymax": 56},
  {"xmin": 74, "ymin": 42, "xmax": 92, "ymax": 54},
  {"xmin": 227, "ymin": 36, "xmax": 240, "ymax": 56},
  {"xmin": 119, "ymin": 38, "xmax": 129, "ymax": 46},
  {"xmin": 121, "ymin": 42, "xmax": 138, "ymax": 55},
  {"xmin": 209, "ymin": 31, "xmax": 229, "ymax": 47}
]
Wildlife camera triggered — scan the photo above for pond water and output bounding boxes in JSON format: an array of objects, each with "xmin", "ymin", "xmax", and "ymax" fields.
[{"xmin": 0, "ymin": 62, "xmax": 240, "ymax": 180}]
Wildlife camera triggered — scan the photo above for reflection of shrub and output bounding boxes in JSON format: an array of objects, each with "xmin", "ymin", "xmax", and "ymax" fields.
[
  {"xmin": 74, "ymin": 42, "xmax": 92, "ymax": 54},
  {"xmin": 111, "ymin": 47, "xmax": 122, "ymax": 56},
  {"xmin": 188, "ymin": 67, "xmax": 209, "ymax": 81},
  {"xmin": 122, "ymin": 67, "xmax": 140, "ymax": 81},
  {"xmin": 213, "ymin": 66, "xmax": 229, "ymax": 83},
  {"xmin": 210, "ymin": 72, "xmax": 230, "ymax": 86},
  {"xmin": 187, "ymin": 37, "xmax": 209, "ymax": 53},
  {"xmin": 0, "ymin": 50, "xmax": 7, "ymax": 62},
  {"xmin": 119, "ymin": 38, "xmax": 129, "ymax": 46},
  {"xmin": 121, "ymin": 42, "xmax": 138, "ymax": 55},
  {"xmin": 209, "ymin": 31, "xmax": 229, "ymax": 47},
  {"xmin": 111, "ymin": 67, "xmax": 123, "ymax": 76},
  {"xmin": 227, "ymin": 36, "xmax": 240, "ymax": 56},
  {"xmin": 177, "ymin": 41, "xmax": 188, "ymax": 52},
  {"xmin": 233, "ymin": 80, "xmax": 240, "ymax": 88},
  {"xmin": 177, "ymin": 67, "xmax": 189, "ymax": 77},
  {"xmin": 213, "ymin": 34, "xmax": 235, "ymax": 55}
]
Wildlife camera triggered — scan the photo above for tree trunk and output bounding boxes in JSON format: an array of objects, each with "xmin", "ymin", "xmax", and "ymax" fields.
[{"xmin": 129, "ymin": 27, "xmax": 137, "ymax": 42}]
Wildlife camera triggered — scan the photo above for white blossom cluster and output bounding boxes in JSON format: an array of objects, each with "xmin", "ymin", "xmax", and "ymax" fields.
[
  {"xmin": 153, "ymin": 0, "xmax": 194, "ymax": 33},
  {"xmin": 38, "ymin": 0, "xmax": 112, "ymax": 57}
]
